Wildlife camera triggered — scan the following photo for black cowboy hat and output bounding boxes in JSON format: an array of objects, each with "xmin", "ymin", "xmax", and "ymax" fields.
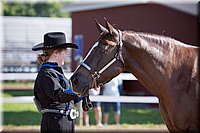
[{"xmin": 32, "ymin": 32, "xmax": 78, "ymax": 51}]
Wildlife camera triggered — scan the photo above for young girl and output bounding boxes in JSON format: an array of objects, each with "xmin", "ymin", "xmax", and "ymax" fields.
[{"xmin": 32, "ymin": 32, "xmax": 81, "ymax": 133}]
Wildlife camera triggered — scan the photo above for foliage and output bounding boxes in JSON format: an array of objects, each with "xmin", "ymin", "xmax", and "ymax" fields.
[{"xmin": 2, "ymin": 1, "xmax": 70, "ymax": 17}]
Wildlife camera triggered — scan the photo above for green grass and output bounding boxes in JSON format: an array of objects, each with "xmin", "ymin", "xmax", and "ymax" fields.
[
  {"xmin": 121, "ymin": 108, "xmax": 163, "ymax": 125},
  {"xmin": 88, "ymin": 107, "xmax": 163, "ymax": 125},
  {"xmin": 3, "ymin": 90, "xmax": 34, "ymax": 97},
  {"xmin": 2, "ymin": 89, "xmax": 164, "ymax": 126},
  {"xmin": 3, "ymin": 103, "xmax": 41, "ymax": 126},
  {"xmin": 3, "ymin": 103, "xmax": 163, "ymax": 126}
]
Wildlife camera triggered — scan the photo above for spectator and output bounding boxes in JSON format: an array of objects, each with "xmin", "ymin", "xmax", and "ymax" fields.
[
  {"xmin": 83, "ymin": 87, "xmax": 102, "ymax": 127},
  {"xmin": 102, "ymin": 77, "xmax": 122, "ymax": 126}
]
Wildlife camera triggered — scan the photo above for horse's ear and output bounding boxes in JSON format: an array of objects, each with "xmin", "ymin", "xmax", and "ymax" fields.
[
  {"xmin": 104, "ymin": 17, "xmax": 117, "ymax": 35},
  {"xmin": 95, "ymin": 19, "xmax": 107, "ymax": 34}
]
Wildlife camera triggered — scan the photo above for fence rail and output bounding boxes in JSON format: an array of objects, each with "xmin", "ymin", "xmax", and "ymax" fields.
[
  {"xmin": 1, "ymin": 72, "xmax": 137, "ymax": 81},
  {"xmin": 3, "ymin": 96, "xmax": 159, "ymax": 103},
  {"xmin": 2, "ymin": 72, "xmax": 159, "ymax": 127},
  {"xmin": 2, "ymin": 72, "xmax": 159, "ymax": 104}
]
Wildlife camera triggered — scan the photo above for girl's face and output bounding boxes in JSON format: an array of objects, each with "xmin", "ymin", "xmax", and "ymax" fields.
[{"xmin": 56, "ymin": 48, "xmax": 67, "ymax": 66}]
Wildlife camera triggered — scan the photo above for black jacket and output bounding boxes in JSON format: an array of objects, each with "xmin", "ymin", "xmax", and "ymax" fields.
[{"xmin": 34, "ymin": 62, "xmax": 78, "ymax": 110}]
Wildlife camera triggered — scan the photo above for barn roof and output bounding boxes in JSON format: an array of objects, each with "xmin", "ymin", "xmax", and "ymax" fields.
[{"xmin": 62, "ymin": 0, "xmax": 198, "ymax": 16}]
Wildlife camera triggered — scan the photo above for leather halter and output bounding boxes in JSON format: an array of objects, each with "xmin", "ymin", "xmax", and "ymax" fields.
[{"xmin": 80, "ymin": 30, "xmax": 124, "ymax": 89}]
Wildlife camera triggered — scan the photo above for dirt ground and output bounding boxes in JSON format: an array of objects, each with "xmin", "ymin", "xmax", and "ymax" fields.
[{"xmin": 2, "ymin": 124, "xmax": 169, "ymax": 133}]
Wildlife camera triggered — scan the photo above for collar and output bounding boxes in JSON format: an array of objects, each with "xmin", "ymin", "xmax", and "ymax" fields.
[
  {"xmin": 42, "ymin": 62, "xmax": 58, "ymax": 68},
  {"xmin": 41, "ymin": 62, "xmax": 64, "ymax": 74}
]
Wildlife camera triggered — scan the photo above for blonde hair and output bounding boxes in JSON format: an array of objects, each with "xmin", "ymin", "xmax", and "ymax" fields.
[{"xmin": 37, "ymin": 48, "xmax": 65, "ymax": 64}]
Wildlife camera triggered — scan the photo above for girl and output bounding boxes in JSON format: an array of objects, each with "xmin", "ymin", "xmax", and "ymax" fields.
[{"xmin": 32, "ymin": 32, "xmax": 81, "ymax": 133}]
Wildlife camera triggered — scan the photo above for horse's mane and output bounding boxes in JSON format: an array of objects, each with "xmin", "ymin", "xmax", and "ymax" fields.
[
  {"xmin": 123, "ymin": 30, "xmax": 198, "ymax": 48},
  {"xmin": 124, "ymin": 30, "xmax": 176, "ymax": 44}
]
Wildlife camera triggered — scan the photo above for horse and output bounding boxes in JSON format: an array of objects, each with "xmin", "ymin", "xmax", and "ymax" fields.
[{"xmin": 70, "ymin": 18, "xmax": 199, "ymax": 132}]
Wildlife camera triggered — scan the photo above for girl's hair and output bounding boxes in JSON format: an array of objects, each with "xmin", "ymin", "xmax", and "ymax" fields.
[{"xmin": 37, "ymin": 48, "xmax": 65, "ymax": 64}]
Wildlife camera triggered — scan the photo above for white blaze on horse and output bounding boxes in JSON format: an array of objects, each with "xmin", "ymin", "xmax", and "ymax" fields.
[{"xmin": 70, "ymin": 18, "xmax": 199, "ymax": 132}]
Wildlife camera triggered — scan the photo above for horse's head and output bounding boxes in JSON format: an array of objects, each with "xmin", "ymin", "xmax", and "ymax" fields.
[{"xmin": 70, "ymin": 18, "xmax": 124, "ymax": 96}]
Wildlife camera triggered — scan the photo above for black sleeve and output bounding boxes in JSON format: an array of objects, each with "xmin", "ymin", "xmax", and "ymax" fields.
[{"xmin": 39, "ymin": 70, "xmax": 78, "ymax": 103}]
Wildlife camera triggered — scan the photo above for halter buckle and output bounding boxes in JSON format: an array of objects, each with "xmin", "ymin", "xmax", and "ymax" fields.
[
  {"xmin": 92, "ymin": 71, "xmax": 100, "ymax": 79},
  {"xmin": 115, "ymin": 53, "xmax": 120, "ymax": 60}
]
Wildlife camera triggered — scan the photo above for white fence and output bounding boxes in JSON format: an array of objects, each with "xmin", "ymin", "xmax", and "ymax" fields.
[
  {"xmin": 2, "ymin": 72, "xmax": 158, "ymax": 104},
  {"xmin": 1, "ymin": 72, "xmax": 137, "ymax": 81},
  {"xmin": 2, "ymin": 72, "xmax": 159, "ymax": 126},
  {"xmin": 3, "ymin": 96, "xmax": 158, "ymax": 103}
]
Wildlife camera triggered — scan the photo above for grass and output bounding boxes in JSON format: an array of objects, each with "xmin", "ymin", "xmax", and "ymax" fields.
[
  {"xmin": 121, "ymin": 108, "xmax": 163, "ymax": 124},
  {"xmin": 3, "ymin": 90, "xmax": 34, "ymax": 97},
  {"xmin": 3, "ymin": 103, "xmax": 41, "ymax": 126},
  {"xmin": 3, "ymin": 102, "xmax": 163, "ymax": 126},
  {"xmin": 2, "ymin": 88, "xmax": 164, "ymax": 126},
  {"xmin": 88, "ymin": 106, "xmax": 163, "ymax": 125}
]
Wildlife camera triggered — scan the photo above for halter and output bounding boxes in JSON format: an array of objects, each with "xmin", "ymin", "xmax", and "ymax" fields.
[{"xmin": 80, "ymin": 30, "xmax": 124, "ymax": 89}]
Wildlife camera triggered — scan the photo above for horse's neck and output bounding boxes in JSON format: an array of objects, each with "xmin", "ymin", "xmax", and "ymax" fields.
[{"xmin": 121, "ymin": 31, "xmax": 198, "ymax": 97}]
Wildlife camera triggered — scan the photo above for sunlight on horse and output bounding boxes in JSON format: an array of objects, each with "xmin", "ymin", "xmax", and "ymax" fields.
[{"xmin": 70, "ymin": 18, "xmax": 199, "ymax": 132}]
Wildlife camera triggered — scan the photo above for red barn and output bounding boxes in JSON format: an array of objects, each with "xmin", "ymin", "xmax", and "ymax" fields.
[{"xmin": 64, "ymin": 1, "xmax": 198, "ymax": 95}]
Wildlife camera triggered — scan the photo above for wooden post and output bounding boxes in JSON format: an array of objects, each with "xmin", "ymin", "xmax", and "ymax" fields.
[{"xmin": 76, "ymin": 101, "xmax": 83, "ymax": 126}]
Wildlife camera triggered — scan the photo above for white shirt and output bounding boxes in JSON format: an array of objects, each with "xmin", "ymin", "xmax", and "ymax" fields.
[
  {"xmin": 89, "ymin": 88, "xmax": 100, "ymax": 96},
  {"xmin": 103, "ymin": 77, "xmax": 119, "ymax": 96}
]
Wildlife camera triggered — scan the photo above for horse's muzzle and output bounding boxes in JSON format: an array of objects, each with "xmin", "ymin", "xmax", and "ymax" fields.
[
  {"xmin": 70, "ymin": 76, "xmax": 81, "ymax": 94},
  {"xmin": 70, "ymin": 74, "xmax": 89, "ymax": 96}
]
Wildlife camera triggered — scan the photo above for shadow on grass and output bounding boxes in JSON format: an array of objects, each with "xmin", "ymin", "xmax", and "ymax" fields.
[{"xmin": 3, "ymin": 111, "xmax": 41, "ymax": 126}]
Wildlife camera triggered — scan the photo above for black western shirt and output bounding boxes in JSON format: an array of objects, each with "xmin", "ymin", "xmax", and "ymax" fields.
[{"xmin": 33, "ymin": 62, "xmax": 78, "ymax": 110}]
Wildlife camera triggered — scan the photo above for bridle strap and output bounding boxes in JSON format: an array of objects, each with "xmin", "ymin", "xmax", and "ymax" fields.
[
  {"xmin": 99, "ymin": 57, "xmax": 117, "ymax": 74},
  {"xmin": 80, "ymin": 62, "xmax": 91, "ymax": 71},
  {"xmin": 118, "ymin": 29, "xmax": 123, "ymax": 47},
  {"xmin": 80, "ymin": 29, "xmax": 124, "ymax": 88}
]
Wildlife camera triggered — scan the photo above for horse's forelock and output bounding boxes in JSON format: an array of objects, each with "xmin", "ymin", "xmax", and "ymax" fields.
[{"xmin": 99, "ymin": 32, "xmax": 118, "ymax": 47}]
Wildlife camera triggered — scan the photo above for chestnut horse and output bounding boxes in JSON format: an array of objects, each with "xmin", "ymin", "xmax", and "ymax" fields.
[{"xmin": 70, "ymin": 19, "xmax": 199, "ymax": 132}]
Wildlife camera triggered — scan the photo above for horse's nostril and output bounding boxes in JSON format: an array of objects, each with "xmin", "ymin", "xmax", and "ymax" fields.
[{"xmin": 72, "ymin": 77, "xmax": 79, "ymax": 87}]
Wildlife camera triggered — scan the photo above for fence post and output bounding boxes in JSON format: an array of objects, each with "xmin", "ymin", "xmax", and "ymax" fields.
[{"xmin": 76, "ymin": 101, "xmax": 83, "ymax": 126}]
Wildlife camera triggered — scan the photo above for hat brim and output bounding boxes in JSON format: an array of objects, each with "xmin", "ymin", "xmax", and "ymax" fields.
[{"xmin": 32, "ymin": 43, "xmax": 78, "ymax": 51}]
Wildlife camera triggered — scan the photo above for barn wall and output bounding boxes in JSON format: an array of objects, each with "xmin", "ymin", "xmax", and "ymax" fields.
[{"xmin": 71, "ymin": 3, "xmax": 198, "ymax": 95}]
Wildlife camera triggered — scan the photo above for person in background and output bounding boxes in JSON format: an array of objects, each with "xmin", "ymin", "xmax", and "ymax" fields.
[
  {"xmin": 83, "ymin": 87, "xmax": 102, "ymax": 127},
  {"xmin": 102, "ymin": 77, "xmax": 121, "ymax": 126},
  {"xmin": 32, "ymin": 32, "xmax": 82, "ymax": 133}
]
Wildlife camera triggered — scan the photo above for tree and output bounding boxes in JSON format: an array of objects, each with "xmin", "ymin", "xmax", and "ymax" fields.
[{"xmin": 2, "ymin": 1, "xmax": 69, "ymax": 17}]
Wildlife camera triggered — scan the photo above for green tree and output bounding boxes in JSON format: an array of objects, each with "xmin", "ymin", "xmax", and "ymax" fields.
[
  {"xmin": 3, "ymin": 2, "xmax": 35, "ymax": 16},
  {"xmin": 34, "ymin": 2, "xmax": 63, "ymax": 17},
  {"xmin": 3, "ymin": 1, "xmax": 69, "ymax": 17}
]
